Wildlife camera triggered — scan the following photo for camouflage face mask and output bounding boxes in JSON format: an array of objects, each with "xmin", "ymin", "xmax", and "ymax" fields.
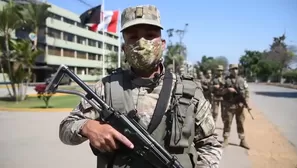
[{"xmin": 124, "ymin": 38, "xmax": 163, "ymax": 71}]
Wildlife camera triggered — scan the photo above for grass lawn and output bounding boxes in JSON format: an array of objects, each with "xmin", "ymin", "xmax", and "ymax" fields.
[{"xmin": 0, "ymin": 95, "xmax": 81, "ymax": 109}]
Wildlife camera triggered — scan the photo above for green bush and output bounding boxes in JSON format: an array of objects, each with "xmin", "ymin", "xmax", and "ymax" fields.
[{"xmin": 283, "ymin": 70, "xmax": 297, "ymax": 83}]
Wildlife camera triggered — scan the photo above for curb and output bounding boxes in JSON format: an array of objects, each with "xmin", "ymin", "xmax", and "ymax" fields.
[{"xmin": 0, "ymin": 108, "xmax": 72, "ymax": 112}]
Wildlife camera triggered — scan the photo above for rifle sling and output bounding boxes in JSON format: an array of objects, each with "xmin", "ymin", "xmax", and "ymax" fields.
[{"xmin": 147, "ymin": 71, "xmax": 173, "ymax": 134}]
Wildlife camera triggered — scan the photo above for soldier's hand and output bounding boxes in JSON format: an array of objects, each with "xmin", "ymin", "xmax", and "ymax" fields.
[
  {"xmin": 214, "ymin": 85, "xmax": 220, "ymax": 89},
  {"xmin": 81, "ymin": 120, "xmax": 134, "ymax": 152},
  {"xmin": 228, "ymin": 87, "xmax": 237, "ymax": 93}
]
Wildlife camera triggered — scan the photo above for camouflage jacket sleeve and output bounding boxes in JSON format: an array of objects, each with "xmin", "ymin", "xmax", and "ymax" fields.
[
  {"xmin": 237, "ymin": 77, "xmax": 249, "ymax": 99},
  {"xmin": 193, "ymin": 88, "xmax": 223, "ymax": 167},
  {"xmin": 59, "ymin": 81, "xmax": 104, "ymax": 145}
]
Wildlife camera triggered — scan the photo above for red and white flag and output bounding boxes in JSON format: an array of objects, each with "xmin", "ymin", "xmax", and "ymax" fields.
[{"xmin": 89, "ymin": 10, "xmax": 119, "ymax": 33}]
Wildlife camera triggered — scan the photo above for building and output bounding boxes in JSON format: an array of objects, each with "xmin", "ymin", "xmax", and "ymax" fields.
[{"xmin": 0, "ymin": 0, "xmax": 120, "ymax": 82}]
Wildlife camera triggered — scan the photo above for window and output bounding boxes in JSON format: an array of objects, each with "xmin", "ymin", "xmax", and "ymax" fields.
[
  {"xmin": 105, "ymin": 32, "xmax": 113, "ymax": 38},
  {"xmin": 68, "ymin": 66, "xmax": 75, "ymax": 72},
  {"xmin": 88, "ymin": 39, "xmax": 96, "ymax": 47},
  {"xmin": 77, "ymin": 67, "xmax": 86, "ymax": 75},
  {"xmin": 77, "ymin": 22, "xmax": 86, "ymax": 29},
  {"xmin": 48, "ymin": 46, "xmax": 61, "ymax": 56},
  {"xmin": 63, "ymin": 32, "xmax": 75, "ymax": 42},
  {"xmin": 88, "ymin": 53, "xmax": 97, "ymax": 60},
  {"xmin": 77, "ymin": 36, "xmax": 86, "ymax": 45},
  {"xmin": 47, "ymin": 28, "xmax": 61, "ymax": 39},
  {"xmin": 98, "ymin": 41, "xmax": 102, "ymax": 48},
  {"xmin": 98, "ymin": 54, "xmax": 102, "ymax": 61},
  {"xmin": 63, "ymin": 17, "xmax": 75, "ymax": 25},
  {"xmin": 49, "ymin": 12, "xmax": 61, "ymax": 20},
  {"xmin": 105, "ymin": 43, "xmax": 113, "ymax": 51},
  {"xmin": 63, "ymin": 49, "xmax": 75, "ymax": 57},
  {"xmin": 113, "ymin": 46, "xmax": 118, "ymax": 52},
  {"xmin": 38, "ymin": 27, "xmax": 46, "ymax": 42},
  {"xmin": 77, "ymin": 51, "xmax": 86, "ymax": 59}
]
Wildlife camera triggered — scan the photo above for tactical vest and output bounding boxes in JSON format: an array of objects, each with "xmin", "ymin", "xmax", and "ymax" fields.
[
  {"xmin": 92, "ymin": 68, "xmax": 211, "ymax": 168},
  {"xmin": 224, "ymin": 76, "xmax": 241, "ymax": 104}
]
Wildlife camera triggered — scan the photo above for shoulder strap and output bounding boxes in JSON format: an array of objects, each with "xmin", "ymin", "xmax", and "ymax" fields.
[
  {"xmin": 109, "ymin": 69, "xmax": 134, "ymax": 114},
  {"xmin": 147, "ymin": 71, "xmax": 173, "ymax": 134}
]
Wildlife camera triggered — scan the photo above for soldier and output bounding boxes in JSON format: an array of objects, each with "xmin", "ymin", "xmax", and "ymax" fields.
[
  {"xmin": 211, "ymin": 65, "xmax": 225, "ymax": 123},
  {"xmin": 201, "ymin": 70, "xmax": 213, "ymax": 101},
  {"xmin": 59, "ymin": 5, "xmax": 222, "ymax": 168},
  {"xmin": 221, "ymin": 64, "xmax": 250, "ymax": 149},
  {"xmin": 197, "ymin": 71, "xmax": 205, "ymax": 81}
]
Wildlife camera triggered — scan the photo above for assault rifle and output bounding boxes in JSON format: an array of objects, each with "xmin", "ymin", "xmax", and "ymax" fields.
[
  {"xmin": 45, "ymin": 64, "xmax": 184, "ymax": 168},
  {"xmin": 237, "ymin": 92, "xmax": 254, "ymax": 120}
]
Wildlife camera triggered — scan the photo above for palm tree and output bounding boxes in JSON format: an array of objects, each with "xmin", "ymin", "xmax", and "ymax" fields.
[
  {"xmin": 20, "ymin": 1, "xmax": 51, "ymax": 49},
  {"xmin": 10, "ymin": 39, "xmax": 43, "ymax": 101},
  {"xmin": 0, "ymin": 0, "xmax": 24, "ymax": 100}
]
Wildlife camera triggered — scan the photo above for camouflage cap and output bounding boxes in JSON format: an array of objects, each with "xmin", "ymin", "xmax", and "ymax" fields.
[
  {"xmin": 229, "ymin": 64, "xmax": 239, "ymax": 69},
  {"xmin": 121, "ymin": 5, "xmax": 163, "ymax": 32},
  {"xmin": 216, "ymin": 65, "xmax": 224, "ymax": 70}
]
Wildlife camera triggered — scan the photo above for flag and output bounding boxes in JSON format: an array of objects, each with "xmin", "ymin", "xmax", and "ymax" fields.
[
  {"xmin": 91, "ymin": 10, "xmax": 119, "ymax": 33},
  {"xmin": 79, "ymin": 5, "xmax": 102, "ymax": 25}
]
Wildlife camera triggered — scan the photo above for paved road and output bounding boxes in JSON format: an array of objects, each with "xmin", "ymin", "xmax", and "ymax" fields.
[
  {"xmin": 0, "ymin": 83, "xmax": 296, "ymax": 168},
  {"xmin": 248, "ymin": 83, "xmax": 297, "ymax": 148}
]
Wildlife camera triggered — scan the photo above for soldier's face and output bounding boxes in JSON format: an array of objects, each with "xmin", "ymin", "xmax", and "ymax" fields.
[
  {"xmin": 217, "ymin": 70, "xmax": 223, "ymax": 75},
  {"xmin": 122, "ymin": 24, "xmax": 166, "ymax": 48},
  {"xmin": 230, "ymin": 68, "xmax": 238, "ymax": 75}
]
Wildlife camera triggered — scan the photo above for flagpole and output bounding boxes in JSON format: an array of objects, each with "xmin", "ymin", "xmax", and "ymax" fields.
[
  {"xmin": 117, "ymin": 9, "xmax": 121, "ymax": 68},
  {"xmin": 101, "ymin": 0, "xmax": 105, "ymax": 77}
]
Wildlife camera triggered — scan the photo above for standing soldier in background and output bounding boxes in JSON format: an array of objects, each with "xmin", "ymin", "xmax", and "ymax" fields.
[
  {"xmin": 211, "ymin": 65, "xmax": 225, "ymax": 124},
  {"xmin": 197, "ymin": 71, "xmax": 205, "ymax": 82},
  {"xmin": 201, "ymin": 70, "xmax": 213, "ymax": 101},
  {"xmin": 221, "ymin": 64, "xmax": 250, "ymax": 149}
]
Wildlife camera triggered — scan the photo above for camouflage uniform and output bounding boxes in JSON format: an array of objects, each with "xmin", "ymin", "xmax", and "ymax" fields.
[
  {"xmin": 201, "ymin": 70, "xmax": 212, "ymax": 101},
  {"xmin": 221, "ymin": 64, "xmax": 249, "ymax": 149},
  {"xmin": 210, "ymin": 65, "xmax": 225, "ymax": 123},
  {"xmin": 59, "ymin": 5, "xmax": 222, "ymax": 168}
]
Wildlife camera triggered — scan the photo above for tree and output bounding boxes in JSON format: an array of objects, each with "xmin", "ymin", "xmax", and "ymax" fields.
[
  {"xmin": 239, "ymin": 50, "xmax": 263, "ymax": 77},
  {"xmin": 0, "ymin": 0, "xmax": 24, "ymax": 100},
  {"xmin": 20, "ymin": 1, "xmax": 51, "ymax": 49},
  {"xmin": 265, "ymin": 34, "xmax": 295, "ymax": 81},
  {"xmin": 213, "ymin": 56, "xmax": 229, "ymax": 70},
  {"xmin": 163, "ymin": 43, "xmax": 184, "ymax": 73},
  {"xmin": 9, "ymin": 39, "xmax": 43, "ymax": 101}
]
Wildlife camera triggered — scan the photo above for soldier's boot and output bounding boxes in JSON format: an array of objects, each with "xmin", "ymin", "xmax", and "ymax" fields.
[
  {"xmin": 222, "ymin": 137, "xmax": 228, "ymax": 148},
  {"xmin": 239, "ymin": 139, "xmax": 250, "ymax": 150}
]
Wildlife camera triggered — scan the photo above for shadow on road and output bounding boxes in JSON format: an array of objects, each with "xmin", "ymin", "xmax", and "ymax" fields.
[{"xmin": 254, "ymin": 91, "xmax": 297, "ymax": 98}]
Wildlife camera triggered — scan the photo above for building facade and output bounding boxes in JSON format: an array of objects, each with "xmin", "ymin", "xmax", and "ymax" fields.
[{"xmin": 0, "ymin": 1, "xmax": 120, "ymax": 82}]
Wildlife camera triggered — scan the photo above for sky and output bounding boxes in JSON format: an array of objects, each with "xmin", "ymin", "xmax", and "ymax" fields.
[{"xmin": 48, "ymin": 0, "xmax": 297, "ymax": 65}]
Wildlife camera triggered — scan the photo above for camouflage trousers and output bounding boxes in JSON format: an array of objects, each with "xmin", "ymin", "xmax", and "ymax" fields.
[
  {"xmin": 212, "ymin": 100, "xmax": 222, "ymax": 123},
  {"xmin": 221, "ymin": 102, "xmax": 245, "ymax": 139}
]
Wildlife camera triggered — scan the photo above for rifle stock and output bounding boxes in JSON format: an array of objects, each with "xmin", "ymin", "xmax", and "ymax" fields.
[{"xmin": 45, "ymin": 64, "xmax": 184, "ymax": 168}]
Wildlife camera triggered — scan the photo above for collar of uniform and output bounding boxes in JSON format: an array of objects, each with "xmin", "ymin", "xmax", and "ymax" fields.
[{"xmin": 129, "ymin": 63, "xmax": 165, "ymax": 88}]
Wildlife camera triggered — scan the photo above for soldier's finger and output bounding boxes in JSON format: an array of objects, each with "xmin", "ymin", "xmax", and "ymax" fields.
[
  {"xmin": 102, "ymin": 145, "xmax": 112, "ymax": 152},
  {"xmin": 112, "ymin": 130, "xmax": 134, "ymax": 149},
  {"xmin": 105, "ymin": 136, "xmax": 118, "ymax": 150}
]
